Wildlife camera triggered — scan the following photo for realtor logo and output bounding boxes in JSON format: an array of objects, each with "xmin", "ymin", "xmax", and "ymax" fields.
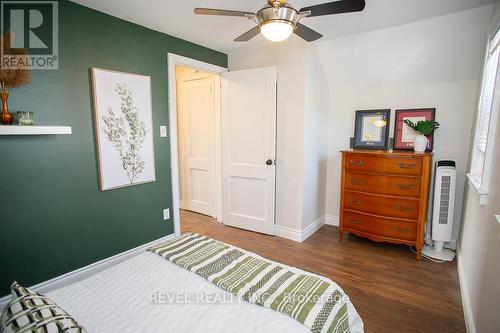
[{"xmin": 1, "ymin": 1, "xmax": 58, "ymax": 70}]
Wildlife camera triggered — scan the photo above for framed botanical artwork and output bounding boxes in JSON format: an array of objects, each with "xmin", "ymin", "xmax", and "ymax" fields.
[
  {"xmin": 394, "ymin": 108, "xmax": 436, "ymax": 151},
  {"xmin": 353, "ymin": 109, "xmax": 391, "ymax": 150},
  {"xmin": 91, "ymin": 68, "xmax": 156, "ymax": 191}
]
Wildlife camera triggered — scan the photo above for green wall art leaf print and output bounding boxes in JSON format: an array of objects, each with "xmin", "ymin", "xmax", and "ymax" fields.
[
  {"xmin": 102, "ymin": 83, "xmax": 147, "ymax": 183},
  {"xmin": 92, "ymin": 68, "xmax": 156, "ymax": 191}
]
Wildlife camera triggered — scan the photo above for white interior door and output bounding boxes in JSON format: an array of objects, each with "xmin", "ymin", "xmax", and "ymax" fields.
[
  {"xmin": 177, "ymin": 75, "xmax": 216, "ymax": 217},
  {"xmin": 221, "ymin": 66, "xmax": 277, "ymax": 235}
]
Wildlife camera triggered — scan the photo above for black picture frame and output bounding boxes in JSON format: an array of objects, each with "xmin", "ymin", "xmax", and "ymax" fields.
[{"xmin": 353, "ymin": 109, "xmax": 391, "ymax": 150}]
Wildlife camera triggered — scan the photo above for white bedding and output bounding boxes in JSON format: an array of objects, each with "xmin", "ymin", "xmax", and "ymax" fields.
[{"xmin": 46, "ymin": 251, "xmax": 362, "ymax": 333}]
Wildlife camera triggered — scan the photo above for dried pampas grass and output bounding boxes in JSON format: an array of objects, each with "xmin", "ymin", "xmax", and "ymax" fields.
[{"xmin": 0, "ymin": 32, "xmax": 31, "ymax": 93}]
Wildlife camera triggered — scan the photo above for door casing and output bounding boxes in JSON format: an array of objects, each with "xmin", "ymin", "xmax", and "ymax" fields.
[
  {"xmin": 168, "ymin": 53, "xmax": 226, "ymax": 236},
  {"xmin": 168, "ymin": 54, "xmax": 277, "ymax": 237}
]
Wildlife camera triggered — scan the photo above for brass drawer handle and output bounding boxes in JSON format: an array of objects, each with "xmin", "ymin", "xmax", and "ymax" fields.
[
  {"xmin": 393, "ymin": 226, "xmax": 410, "ymax": 233},
  {"xmin": 349, "ymin": 219, "xmax": 362, "ymax": 225},
  {"xmin": 398, "ymin": 183, "xmax": 416, "ymax": 190},
  {"xmin": 351, "ymin": 178, "xmax": 365, "ymax": 185},
  {"xmin": 395, "ymin": 204, "xmax": 416, "ymax": 212},
  {"xmin": 397, "ymin": 162, "xmax": 416, "ymax": 169},
  {"xmin": 351, "ymin": 199, "xmax": 363, "ymax": 205},
  {"xmin": 349, "ymin": 160, "xmax": 365, "ymax": 166}
]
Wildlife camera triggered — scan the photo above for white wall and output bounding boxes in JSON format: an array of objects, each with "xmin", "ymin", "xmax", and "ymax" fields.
[
  {"xmin": 459, "ymin": 180, "xmax": 500, "ymax": 333},
  {"xmin": 458, "ymin": 3, "xmax": 500, "ymax": 332},
  {"xmin": 229, "ymin": 39, "xmax": 307, "ymax": 231},
  {"xmin": 317, "ymin": 6, "xmax": 492, "ymax": 241},
  {"xmin": 301, "ymin": 45, "xmax": 330, "ymax": 229}
]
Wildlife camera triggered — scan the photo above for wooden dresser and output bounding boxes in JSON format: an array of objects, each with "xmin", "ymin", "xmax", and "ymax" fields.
[{"xmin": 339, "ymin": 150, "xmax": 432, "ymax": 259}]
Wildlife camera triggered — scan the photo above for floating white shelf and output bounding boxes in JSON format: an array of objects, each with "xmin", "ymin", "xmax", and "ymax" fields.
[{"xmin": 0, "ymin": 125, "xmax": 72, "ymax": 135}]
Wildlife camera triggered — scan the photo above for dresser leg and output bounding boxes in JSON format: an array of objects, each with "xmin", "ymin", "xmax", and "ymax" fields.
[
  {"xmin": 416, "ymin": 246, "xmax": 422, "ymax": 260},
  {"xmin": 339, "ymin": 230, "xmax": 344, "ymax": 241}
]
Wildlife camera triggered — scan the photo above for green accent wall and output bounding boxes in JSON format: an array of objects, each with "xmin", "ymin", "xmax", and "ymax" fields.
[{"xmin": 0, "ymin": 0, "xmax": 227, "ymax": 295}]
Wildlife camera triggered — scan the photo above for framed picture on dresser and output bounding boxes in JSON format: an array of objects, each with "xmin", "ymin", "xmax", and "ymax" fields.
[
  {"xmin": 394, "ymin": 108, "xmax": 436, "ymax": 151},
  {"xmin": 353, "ymin": 109, "xmax": 391, "ymax": 150}
]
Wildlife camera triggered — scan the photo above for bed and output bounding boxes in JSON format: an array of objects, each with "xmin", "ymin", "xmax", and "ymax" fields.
[{"xmin": 6, "ymin": 233, "xmax": 364, "ymax": 333}]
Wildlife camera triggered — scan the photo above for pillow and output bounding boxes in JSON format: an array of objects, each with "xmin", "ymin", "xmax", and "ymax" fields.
[{"xmin": 0, "ymin": 281, "xmax": 86, "ymax": 333}]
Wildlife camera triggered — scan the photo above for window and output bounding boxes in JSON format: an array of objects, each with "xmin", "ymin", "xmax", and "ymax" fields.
[{"xmin": 468, "ymin": 27, "xmax": 500, "ymax": 204}]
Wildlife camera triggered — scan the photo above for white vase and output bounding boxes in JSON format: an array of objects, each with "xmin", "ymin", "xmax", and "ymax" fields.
[{"xmin": 413, "ymin": 134, "xmax": 428, "ymax": 153}]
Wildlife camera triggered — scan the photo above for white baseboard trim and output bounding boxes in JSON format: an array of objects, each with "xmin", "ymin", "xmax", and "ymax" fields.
[
  {"xmin": 325, "ymin": 215, "xmax": 339, "ymax": 226},
  {"xmin": 457, "ymin": 249, "xmax": 476, "ymax": 333},
  {"xmin": 301, "ymin": 216, "xmax": 326, "ymax": 242},
  {"xmin": 0, "ymin": 234, "xmax": 176, "ymax": 309},
  {"xmin": 274, "ymin": 215, "xmax": 331, "ymax": 243},
  {"xmin": 274, "ymin": 225, "xmax": 303, "ymax": 242}
]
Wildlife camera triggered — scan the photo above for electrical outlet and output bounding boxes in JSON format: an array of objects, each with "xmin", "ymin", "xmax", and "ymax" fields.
[
  {"xmin": 160, "ymin": 126, "xmax": 167, "ymax": 138},
  {"xmin": 163, "ymin": 208, "xmax": 170, "ymax": 221}
]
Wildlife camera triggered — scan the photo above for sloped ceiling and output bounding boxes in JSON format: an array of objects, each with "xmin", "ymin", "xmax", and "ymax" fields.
[{"xmin": 71, "ymin": 0, "xmax": 496, "ymax": 52}]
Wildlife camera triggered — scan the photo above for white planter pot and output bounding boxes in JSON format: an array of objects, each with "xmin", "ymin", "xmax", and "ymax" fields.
[{"xmin": 413, "ymin": 134, "xmax": 428, "ymax": 153}]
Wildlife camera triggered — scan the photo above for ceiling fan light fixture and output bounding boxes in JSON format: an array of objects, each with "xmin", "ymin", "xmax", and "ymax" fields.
[
  {"xmin": 260, "ymin": 20, "xmax": 294, "ymax": 42},
  {"xmin": 194, "ymin": 1, "xmax": 366, "ymax": 43}
]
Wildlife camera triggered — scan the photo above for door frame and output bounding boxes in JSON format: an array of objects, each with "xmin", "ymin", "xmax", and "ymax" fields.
[{"xmin": 167, "ymin": 53, "xmax": 227, "ymax": 236}]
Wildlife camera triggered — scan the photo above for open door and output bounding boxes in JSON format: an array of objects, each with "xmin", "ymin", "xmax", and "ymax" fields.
[
  {"xmin": 221, "ymin": 66, "xmax": 277, "ymax": 235},
  {"xmin": 177, "ymin": 74, "xmax": 217, "ymax": 217}
]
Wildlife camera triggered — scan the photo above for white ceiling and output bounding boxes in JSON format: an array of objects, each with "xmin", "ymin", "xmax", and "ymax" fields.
[{"xmin": 70, "ymin": 0, "xmax": 496, "ymax": 53}]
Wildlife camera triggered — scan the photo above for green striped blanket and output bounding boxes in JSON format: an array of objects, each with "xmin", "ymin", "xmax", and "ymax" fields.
[{"xmin": 148, "ymin": 233, "xmax": 362, "ymax": 333}]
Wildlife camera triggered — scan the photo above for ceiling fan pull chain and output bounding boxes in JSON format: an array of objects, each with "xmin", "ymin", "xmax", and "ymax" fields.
[{"xmin": 272, "ymin": 0, "xmax": 280, "ymax": 14}]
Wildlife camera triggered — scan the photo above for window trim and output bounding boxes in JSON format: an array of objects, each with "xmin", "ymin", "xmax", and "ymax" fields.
[{"xmin": 467, "ymin": 27, "xmax": 500, "ymax": 206}]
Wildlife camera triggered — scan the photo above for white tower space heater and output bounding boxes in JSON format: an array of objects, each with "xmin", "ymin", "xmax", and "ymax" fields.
[{"xmin": 422, "ymin": 160, "xmax": 457, "ymax": 261}]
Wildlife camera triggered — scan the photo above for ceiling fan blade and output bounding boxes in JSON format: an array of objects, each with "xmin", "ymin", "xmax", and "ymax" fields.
[
  {"xmin": 234, "ymin": 26, "xmax": 261, "ymax": 42},
  {"xmin": 300, "ymin": 0, "xmax": 365, "ymax": 18},
  {"xmin": 294, "ymin": 23, "xmax": 323, "ymax": 42},
  {"xmin": 194, "ymin": 8, "xmax": 255, "ymax": 18}
]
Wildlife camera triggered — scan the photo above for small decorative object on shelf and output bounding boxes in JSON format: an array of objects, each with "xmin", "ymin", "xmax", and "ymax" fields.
[
  {"xmin": 16, "ymin": 111, "xmax": 34, "ymax": 126},
  {"xmin": 403, "ymin": 119, "xmax": 440, "ymax": 153},
  {"xmin": 0, "ymin": 33, "xmax": 31, "ymax": 125},
  {"xmin": 0, "ymin": 92, "xmax": 13, "ymax": 124}
]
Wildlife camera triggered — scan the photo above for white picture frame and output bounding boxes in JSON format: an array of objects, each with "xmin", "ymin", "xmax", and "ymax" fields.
[
  {"xmin": 401, "ymin": 116, "xmax": 426, "ymax": 143},
  {"xmin": 91, "ymin": 67, "xmax": 156, "ymax": 191},
  {"xmin": 360, "ymin": 115, "xmax": 384, "ymax": 142}
]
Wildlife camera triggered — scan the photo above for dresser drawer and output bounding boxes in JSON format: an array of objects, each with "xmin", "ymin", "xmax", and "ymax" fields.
[
  {"xmin": 343, "ymin": 211, "xmax": 417, "ymax": 241},
  {"xmin": 344, "ymin": 155, "xmax": 422, "ymax": 176},
  {"xmin": 344, "ymin": 191, "xmax": 420, "ymax": 220},
  {"xmin": 345, "ymin": 172, "xmax": 421, "ymax": 198}
]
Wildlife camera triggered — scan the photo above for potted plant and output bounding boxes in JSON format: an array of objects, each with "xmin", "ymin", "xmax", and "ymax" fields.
[
  {"xmin": 0, "ymin": 33, "xmax": 31, "ymax": 124},
  {"xmin": 403, "ymin": 119, "xmax": 440, "ymax": 153}
]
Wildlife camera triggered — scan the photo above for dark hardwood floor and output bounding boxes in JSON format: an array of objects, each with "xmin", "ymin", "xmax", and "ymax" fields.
[{"xmin": 180, "ymin": 209, "xmax": 465, "ymax": 333}]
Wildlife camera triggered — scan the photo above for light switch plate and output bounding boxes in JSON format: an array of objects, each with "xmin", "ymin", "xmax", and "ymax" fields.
[
  {"xmin": 163, "ymin": 208, "xmax": 170, "ymax": 221},
  {"xmin": 160, "ymin": 126, "xmax": 167, "ymax": 138}
]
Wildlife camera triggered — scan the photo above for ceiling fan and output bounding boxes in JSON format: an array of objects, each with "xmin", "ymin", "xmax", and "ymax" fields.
[{"xmin": 194, "ymin": 0, "xmax": 366, "ymax": 43}]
